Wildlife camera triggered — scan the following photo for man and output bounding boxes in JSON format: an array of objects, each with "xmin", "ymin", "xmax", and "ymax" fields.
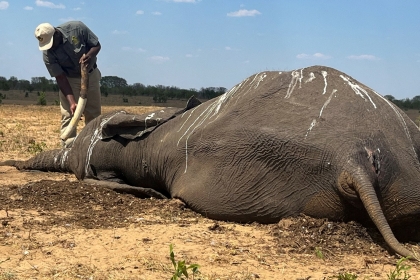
[{"xmin": 34, "ymin": 21, "xmax": 102, "ymax": 147}]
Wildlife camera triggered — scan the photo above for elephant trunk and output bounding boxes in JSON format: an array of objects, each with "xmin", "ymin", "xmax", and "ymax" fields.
[
  {"xmin": 343, "ymin": 165, "xmax": 416, "ymax": 260},
  {"xmin": 0, "ymin": 149, "xmax": 71, "ymax": 173}
]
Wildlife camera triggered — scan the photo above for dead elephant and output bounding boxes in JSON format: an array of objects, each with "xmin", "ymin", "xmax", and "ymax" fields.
[{"xmin": 3, "ymin": 65, "xmax": 420, "ymax": 259}]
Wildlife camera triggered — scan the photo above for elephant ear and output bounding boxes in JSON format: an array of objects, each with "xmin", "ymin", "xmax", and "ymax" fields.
[
  {"xmin": 177, "ymin": 95, "xmax": 202, "ymax": 113},
  {"xmin": 101, "ymin": 96, "xmax": 202, "ymax": 140}
]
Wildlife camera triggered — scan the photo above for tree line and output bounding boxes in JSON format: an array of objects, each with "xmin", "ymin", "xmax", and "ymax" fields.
[
  {"xmin": 384, "ymin": 95, "xmax": 420, "ymax": 111},
  {"xmin": 3, "ymin": 74, "xmax": 420, "ymax": 109},
  {"xmin": 0, "ymin": 75, "xmax": 226, "ymax": 103}
]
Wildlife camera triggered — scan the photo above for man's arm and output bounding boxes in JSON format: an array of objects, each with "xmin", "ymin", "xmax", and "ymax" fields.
[{"xmin": 55, "ymin": 73, "xmax": 77, "ymax": 114}]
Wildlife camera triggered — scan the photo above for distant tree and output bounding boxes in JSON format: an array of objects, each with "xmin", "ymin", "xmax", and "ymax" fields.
[
  {"xmin": 8, "ymin": 76, "xmax": 18, "ymax": 90},
  {"xmin": 100, "ymin": 76, "xmax": 128, "ymax": 91},
  {"xmin": 0, "ymin": 77, "xmax": 10, "ymax": 91},
  {"xmin": 19, "ymin": 79, "xmax": 31, "ymax": 92},
  {"xmin": 101, "ymin": 86, "xmax": 109, "ymax": 97},
  {"xmin": 132, "ymin": 83, "xmax": 146, "ymax": 95},
  {"xmin": 153, "ymin": 92, "xmax": 167, "ymax": 103}
]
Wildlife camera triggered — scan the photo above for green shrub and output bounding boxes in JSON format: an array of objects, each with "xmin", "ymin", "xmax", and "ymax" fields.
[
  {"xmin": 169, "ymin": 244, "xmax": 200, "ymax": 280},
  {"xmin": 387, "ymin": 257, "xmax": 411, "ymax": 280},
  {"xmin": 37, "ymin": 92, "xmax": 47, "ymax": 105}
]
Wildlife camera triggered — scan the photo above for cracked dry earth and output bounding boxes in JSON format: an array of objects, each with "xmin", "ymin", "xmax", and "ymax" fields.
[{"xmin": 1, "ymin": 105, "xmax": 420, "ymax": 279}]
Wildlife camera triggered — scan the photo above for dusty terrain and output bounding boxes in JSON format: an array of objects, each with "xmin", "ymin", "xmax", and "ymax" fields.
[{"xmin": 1, "ymin": 104, "xmax": 419, "ymax": 279}]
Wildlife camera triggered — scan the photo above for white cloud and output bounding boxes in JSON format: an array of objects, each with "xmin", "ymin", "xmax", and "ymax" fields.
[
  {"xmin": 136, "ymin": 10, "xmax": 144, "ymax": 15},
  {"xmin": 59, "ymin": 17, "xmax": 75, "ymax": 22},
  {"xmin": 152, "ymin": 11, "xmax": 162, "ymax": 16},
  {"xmin": 162, "ymin": 0, "xmax": 201, "ymax": 2},
  {"xmin": 36, "ymin": 0, "xmax": 65, "ymax": 9},
  {"xmin": 149, "ymin": 56, "xmax": 170, "ymax": 63},
  {"xmin": 0, "ymin": 1, "xmax": 9, "ymax": 10},
  {"xmin": 112, "ymin": 30, "xmax": 128, "ymax": 35},
  {"xmin": 225, "ymin": 46, "xmax": 240, "ymax": 51},
  {"xmin": 24, "ymin": 6, "xmax": 33, "ymax": 10},
  {"xmin": 296, "ymin": 52, "xmax": 331, "ymax": 59},
  {"xmin": 227, "ymin": 9, "xmax": 261, "ymax": 17},
  {"xmin": 185, "ymin": 54, "xmax": 198, "ymax": 58},
  {"xmin": 347, "ymin": 54, "xmax": 379, "ymax": 61},
  {"xmin": 73, "ymin": 7, "xmax": 81, "ymax": 11},
  {"xmin": 122, "ymin": 47, "xmax": 146, "ymax": 52},
  {"xmin": 171, "ymin": 0, "xmax": 200, "ymax": 2}
]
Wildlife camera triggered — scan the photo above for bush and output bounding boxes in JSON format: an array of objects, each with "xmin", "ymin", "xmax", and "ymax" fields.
[{"xmin": 37, "ymin": 92, "xmax": 47, "ymax": 105}]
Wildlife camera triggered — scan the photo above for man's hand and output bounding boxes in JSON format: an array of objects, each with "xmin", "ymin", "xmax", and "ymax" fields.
[
  {"xmin": 69, "ymin": 102, "xmax": 78, "ymax": 115},
  {"xmin": 79, "ymin": 54, "xmax": 91, "ymax": 66},
  {"xmin": 79, "ymin": 43, "xmax": 101, "ymax": 68},
  {"xmin": 55, "ymin": 73, "xmax": 77, "ymax": 115}
]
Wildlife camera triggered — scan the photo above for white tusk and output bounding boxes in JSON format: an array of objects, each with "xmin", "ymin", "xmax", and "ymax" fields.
[{"xmin": 61, "ymin": 55, "xmax": 89, "ymax": 141}]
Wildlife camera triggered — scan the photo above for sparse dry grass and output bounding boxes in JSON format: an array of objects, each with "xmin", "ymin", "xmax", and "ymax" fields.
[{"xmin": 0, "ymin": 105, "xmax": 161, "ymax": 161}]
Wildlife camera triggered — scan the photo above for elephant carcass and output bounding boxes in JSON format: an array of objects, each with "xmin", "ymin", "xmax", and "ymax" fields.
[{"xmin": 3, "ymin": 65, "xmax": 420, "ymax": 260}]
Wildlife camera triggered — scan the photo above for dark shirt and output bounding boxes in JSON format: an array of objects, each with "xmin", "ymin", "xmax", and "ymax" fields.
[{"xmin": 43, "ymin": 21, "xmax": 99, "ymax": 78}]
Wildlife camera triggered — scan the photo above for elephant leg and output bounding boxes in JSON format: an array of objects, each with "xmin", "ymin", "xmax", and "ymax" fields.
[{"xmin": 82, "ymin": 179, "xmax": 168, "ymax": 199}]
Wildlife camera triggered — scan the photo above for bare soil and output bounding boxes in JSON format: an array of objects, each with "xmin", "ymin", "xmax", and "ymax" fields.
[{"xmin": 1, "ymin": 105, "xmax": 419, "ymax": 279}]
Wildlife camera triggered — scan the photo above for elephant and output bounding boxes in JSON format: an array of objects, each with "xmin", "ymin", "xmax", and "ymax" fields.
[{"xmin": 2, "ymin": 65, "xmax": 420, "ymax": 260}]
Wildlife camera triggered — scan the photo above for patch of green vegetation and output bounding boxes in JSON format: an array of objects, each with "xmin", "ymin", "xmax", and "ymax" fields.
[
  {"xmin": 330, "ymin": 257, "xmax": 413, "ymax": 280},
  {"xmin": 169, "ymin": 244, "xmax": 200, "ymax": 280},
  {"xmin": 0, "ymin": 271, "xmax": 17, "ymax": 280},
  {"xmin": 314, "ymin": 247, "xmax": 325, "ymax": 260},
  {"xmin": 27, "ymin": 140, "xmax": 47, "ymax": 154},
  {"xmin": 37, "ymin": 92, "xmax": 47, "ymax": 105},
  {"xmin": 387, "ymin": 257, "xmax": 411, "ymax": 280},
  {"xmin": 331, "ymin": 272, "xmax": 358, "ymax": 280}
]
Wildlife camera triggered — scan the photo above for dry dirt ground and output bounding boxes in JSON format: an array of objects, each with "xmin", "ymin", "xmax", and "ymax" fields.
[{"xmin": 1, "ymin": 105, "xmax": 420, "ymax": 280}]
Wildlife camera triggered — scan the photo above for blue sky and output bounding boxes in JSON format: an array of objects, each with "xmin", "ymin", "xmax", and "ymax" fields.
[{"xmin": 0, "ymin": 1, "xmax": 419, "ymax": 99}]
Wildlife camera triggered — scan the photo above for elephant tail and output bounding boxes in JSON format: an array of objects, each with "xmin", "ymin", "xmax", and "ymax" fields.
[
  {"xmin": 0, "ymin": 149, "xmax": 71, "ymax": 173},
  {"xmin": 339, "ymin": 164, "xmax": 417, "ymax": 260}
]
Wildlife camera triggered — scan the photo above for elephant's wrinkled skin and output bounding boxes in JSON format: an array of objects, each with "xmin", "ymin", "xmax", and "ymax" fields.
[{"xmin": 3, "ymin": 65, "xmax": 420, "ymax": 259}]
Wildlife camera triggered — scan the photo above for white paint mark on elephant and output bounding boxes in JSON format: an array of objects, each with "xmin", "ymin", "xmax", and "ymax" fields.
[
  {"xmin": 254, "ymin": 73, "xmax": 267, "ymax": 89},
  {"xmin": 305, "ymin": 119, "xmax": 317, "ymax": 138},
  {"xmin": 306, "ymin": 87, "xmax": 337, "ymax": 138},
  {"xmin": 340, "ymin": 75, "xmax": 377, "ymax": 109},
  {"xmin": 305, "ymin": 72, "xmax": 316, "ymax": 83},
  {"xmin": 319, "ymin": 89, "xmax": 337, "ymax": 117},
  {"xmin": 84, "ymin": 111, "xmax": 123, "ymax": 176},
  {"xmin": 177, "ymin": 83, "xmax": 248, "ymax": 172},
  {"xmin": 248, "ymin": 74, "xmax": 259, "ymax": 87},
  {"xmin": 375, "ymin": 92, "xmax": 417, "ymax": 157},
  {"xmin": 60, "ymin": 149, "xmax": 69, "ymax": 169},
  {"xmin": 178, "ymin": 105, "xmax": 201, "ymax": 132},
  {"xmin": 145, "ymin": 113, "xmax": 156, "ymax": 129},
  {"xmin": 322, "ymin": 71, "xmax": 328, "ymax": 95},
  {"xmin": 285, "ymin": 70, "xmax": 301, "ymax": 98},
  {"xmin": 299, "ymin": 68, "xmax": 304, "ymax": 88}
]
